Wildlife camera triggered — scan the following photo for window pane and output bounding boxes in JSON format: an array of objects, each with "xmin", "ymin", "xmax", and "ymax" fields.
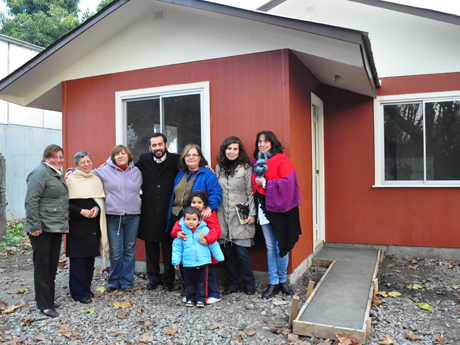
[
  {"xmin": 163, "ymin": 95, "xmax": 201, "ymax": 155},
  {"xmin": 384, "ymin": 103, "xmax": 423, "ymax": 181},
  {"xmin": 425, "ymin": 101, "xmax": 460, "ymax": 180},
  {"xmin": 126, "ymin": 99, "xmax": 160, "ymax": 161}
]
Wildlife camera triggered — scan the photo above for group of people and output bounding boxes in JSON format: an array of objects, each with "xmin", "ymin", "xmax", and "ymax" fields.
[{"xmin": 24, "ymin": 131, "xmax": 302, "ymax": 317}]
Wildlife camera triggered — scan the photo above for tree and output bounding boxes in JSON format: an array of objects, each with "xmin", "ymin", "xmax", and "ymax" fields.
[
  {"xmin": 97, "ymin": 0, "xmax": 114, "ymax": 12},
  {"xmin": 0, "ymin": 0, "xmax": 81, "ymax": 47}
]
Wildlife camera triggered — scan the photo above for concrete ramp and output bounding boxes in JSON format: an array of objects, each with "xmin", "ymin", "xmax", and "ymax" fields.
[{"xmin": 293, "ymin": 246, "xmax": 380, "ymax": 343}]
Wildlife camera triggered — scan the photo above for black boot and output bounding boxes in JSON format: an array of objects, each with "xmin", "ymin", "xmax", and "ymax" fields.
[
  {"xmin": 279, "ymin": 282, "xmax": 294, "ymax": 295},
  {"xmin": 262, "ymin": 284, "xmax": 280, "ymax": 299}
]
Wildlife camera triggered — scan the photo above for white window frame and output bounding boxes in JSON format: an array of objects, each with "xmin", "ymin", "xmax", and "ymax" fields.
[
  {"xmin": 115, "ymin": 82, "xmax": 211, "ymax": 160},
  {"xmin": 374, "ymin": 90, "xmax": 460, "ymax": 188}
]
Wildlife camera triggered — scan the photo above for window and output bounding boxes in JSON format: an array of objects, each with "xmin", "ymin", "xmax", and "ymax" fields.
[
  {"xmin": 378, "ymin": 94, "xmax": 460, "ymax": 186},
  {"xmin": 115, "ymin": 82, "xmax": 210, "ymax": 162}
]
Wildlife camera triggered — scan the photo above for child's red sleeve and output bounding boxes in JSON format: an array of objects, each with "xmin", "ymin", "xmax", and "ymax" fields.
[
  {"xmin": 204, "ymin": 211, "xmax": 221, "ymax": 244},
  {"xmin": 170, "ymin": 219, "xmax": 182, "ymax": 239}
]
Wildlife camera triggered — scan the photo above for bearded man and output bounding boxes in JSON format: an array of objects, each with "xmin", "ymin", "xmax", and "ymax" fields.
[{"xmin": 136, "ymin": 133, "xmax": 180, "ymax": 291}]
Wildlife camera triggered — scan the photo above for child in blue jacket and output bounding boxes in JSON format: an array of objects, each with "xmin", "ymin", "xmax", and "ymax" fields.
[{"xmin": 172, "ymin": 207, "xmax": 224, "ymax": 308}]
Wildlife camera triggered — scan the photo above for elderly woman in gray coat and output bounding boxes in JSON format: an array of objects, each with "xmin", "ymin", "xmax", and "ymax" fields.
[
  {"xmin": 216, "ymin": 137, "xmax": 256, "ymax": 296},
  {"xmin": 25, "ymin": 144, "xmax": 69, "ymax": 318}
]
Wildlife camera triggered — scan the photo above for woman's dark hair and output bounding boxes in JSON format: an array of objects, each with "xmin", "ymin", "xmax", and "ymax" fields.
[
  {"xmin": 73, "ymin": 151, "xmax": 92, "ymax": 165},
  {"xmin": 110, "ymin": 145, "xmax": 133, "ymax": 163},
  {"xmin": 42, "ymin": 144, "xmax": 64, "ymax": 162},
  {"xmin": 178, "ymin": 144, "xmax": 208, "ymax": 171},
  {"xmin": 253, "ymin": 130, "xmax": 284, "ymax": 159},
  {"xmin": 183, "ymin": 190, "xmax": 209, "ymax": 209},
  {"xmin": 217, "ymin": 136, "xmax": 251, "ymax": 177}
]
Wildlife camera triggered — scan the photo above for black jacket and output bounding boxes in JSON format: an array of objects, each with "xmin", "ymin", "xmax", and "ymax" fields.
[{"xmin": 136, "ymin": 151, "xmax": 180, "ymax": 242}]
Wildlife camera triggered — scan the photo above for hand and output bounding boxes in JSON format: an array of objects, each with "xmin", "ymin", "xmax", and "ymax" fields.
[
  {"xmin": 255, "ymin": 177, "xmax": 266, "ymax": 187},
  {"xmin": 199, "ymin": 238, "xmax": 208, "ymax": 246},
  {"xmin": 205, "ymin": 165, "xmax": 215, "ymax": 174},
  {"xmin": 29, "ymin": 230, "xmax": 42, "ymax": 236},
  {"xmin": 80, "ymin": 209, "xmax": 92, "ymax": 218},
  {"xmin": 64, "ymin": 170, "xmax": 73, "ymax": 179},
  {"xmin": 201, "ymin": 206, "xmax": 212, "ymax": 220},
  {"xmin": 174, "ymin": 265, "xmax": 180, "ymax": 270},
  {"xmin": 177, "ymin": 231, "xmax": 187, "ymax": 241},
  {"xmin": 89, "ymin": 207, "xmax": 99, "ymax": 218},
  {"xmin": 98, "ymin": 162, "xmax": 107, "ymax": 168},
  {"xmin": 247, "ymin": 216, "xmax": 256, "ymax": 225}
]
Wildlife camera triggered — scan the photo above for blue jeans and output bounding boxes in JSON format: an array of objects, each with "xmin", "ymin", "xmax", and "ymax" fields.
[
  {"xmin": 261, "ymin": 223, "xmax": 289, "ymax": 285},
  {"xmin": 107, "ymin": 215, "xmax": 140, "ymax": 289}
]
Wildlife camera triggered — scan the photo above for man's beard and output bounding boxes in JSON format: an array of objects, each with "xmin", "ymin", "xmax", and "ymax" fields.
[{"xmin": 154, "ymin": 149, "xmax": 166, "ymax": 158}]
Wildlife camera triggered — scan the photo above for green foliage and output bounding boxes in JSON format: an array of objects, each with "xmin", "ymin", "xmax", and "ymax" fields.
[
  {"xmin": 0, "ymin": 220, "xmax": 28, "ymax": 252},
  {"xmin": 97, "ymin": 0, "xmax": 114, "ymax": 12}
]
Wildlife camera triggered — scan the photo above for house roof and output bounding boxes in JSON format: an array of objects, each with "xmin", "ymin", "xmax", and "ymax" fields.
[
  {"xmin": 260, "ymin": 0, "xmax": 460, "ymax": 26},
  {"xmin": 0, "ymin": 34, "xmax": 44, "ymax": 52},
  {"xmin": 0, "ymin": 0, "xmax": 380, "ymax": 111}
]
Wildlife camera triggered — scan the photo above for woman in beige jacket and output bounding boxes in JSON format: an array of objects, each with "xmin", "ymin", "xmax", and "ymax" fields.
[{"xmin": 216, "ymin": 136, "xmax": 256, "ymax": 296}]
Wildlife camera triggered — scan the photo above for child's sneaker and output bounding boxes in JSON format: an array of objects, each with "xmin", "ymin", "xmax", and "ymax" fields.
[
  {"xmin": 185, "ymin": 301, "xmax": 194, "ymax": 307},
  {"xmin": 206, "ymin": 297, "xmax": 221, "ymax": 305},
  {"xmin": 196, "ymin": 301, "xmax": 205, "ymax": 308}
]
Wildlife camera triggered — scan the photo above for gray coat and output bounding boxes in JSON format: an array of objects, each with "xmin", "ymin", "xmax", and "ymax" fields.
[
  {"xmin": 25, "ymin": 163, "xmax": 69, "ymax": 234},
  {"xmin": 216, "ymin": 164, "xmax": 256, "ymax": 241}
]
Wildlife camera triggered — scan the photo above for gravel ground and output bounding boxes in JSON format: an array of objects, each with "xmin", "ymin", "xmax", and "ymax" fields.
[{"xmin": 0, "ymin": 249, "xmax": 459, "ymax": 344}]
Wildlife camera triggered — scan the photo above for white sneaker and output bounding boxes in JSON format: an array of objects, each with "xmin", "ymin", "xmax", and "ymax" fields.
[
  {"xmin": 182, "ymin": 296, "xmax": 186, "ymax": 303},
  {"xmin": 206, "ymin": 297, "xmax": 221, "ymax": 305},
  {"xmin": 196, "ymin": 301, "xmax": 205, "ymax": 308}
]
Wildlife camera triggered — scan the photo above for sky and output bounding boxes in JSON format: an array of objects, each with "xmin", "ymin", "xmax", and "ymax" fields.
[{"xmin": 0, "ymin": 0, "xmax": 460, "ymax": 18}]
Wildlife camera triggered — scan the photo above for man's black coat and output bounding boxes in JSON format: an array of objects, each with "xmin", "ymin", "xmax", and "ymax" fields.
[{"xmin": 136, "ymin": 151, "xmax": 180, "ymax": 242}]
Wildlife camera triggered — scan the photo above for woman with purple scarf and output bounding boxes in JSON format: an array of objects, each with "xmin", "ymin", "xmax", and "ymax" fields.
[{"xmin": 252, "ymin": 131, "xmax": 302, "ymax": 299}]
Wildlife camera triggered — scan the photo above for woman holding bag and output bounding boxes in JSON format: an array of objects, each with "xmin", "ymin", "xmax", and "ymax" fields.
[{"xmin": 216, "ymin": 136, "xmax": 256, "ymax": 296}]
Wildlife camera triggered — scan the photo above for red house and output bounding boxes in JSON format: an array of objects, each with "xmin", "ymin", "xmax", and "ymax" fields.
[{"xmin": 1, "ymin": 0, "xmax": 459, "ymax": 281}]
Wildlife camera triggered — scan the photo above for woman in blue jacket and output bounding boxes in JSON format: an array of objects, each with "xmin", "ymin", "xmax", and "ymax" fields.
[{"xmin": 168, "ymin": 143, "xmax": 222, "ymax": 303}]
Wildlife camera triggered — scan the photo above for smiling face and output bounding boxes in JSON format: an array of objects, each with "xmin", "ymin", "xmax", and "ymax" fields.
[
  {"xmin": 114, "ymin": 149, "xmax": 129, "ymax": 167},
  {"xmin": 76, "ymin": 155, "xmax": 93, "ymax": 173},
  {"xmin": 44, "ymin": 150, "xmax": 64, "ymax": 170},
  {"xmin": 184, "ymin": 213, "xmax": 200, "ymax": 230},
  {"xmin": 185, "ymin": 148, "xmax": 201, "ymax": 171},
  {"xmin": 190, "ymin": 196, "xmax": 205, "ymax": 211},
  {"xmin": 225, "ymin": 143, "xmax": 239, "ymax": 161},
  {"xmin": 149, "ymin": 136, "xmax": 167, "ymax": 159},
  {"xmin": 258, "ymin": 135, "xmax": 272, "ymax": 154}
]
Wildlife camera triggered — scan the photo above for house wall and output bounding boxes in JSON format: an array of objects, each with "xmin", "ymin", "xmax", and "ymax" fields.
[
  {"xmin": 322, "ymin": 72, "xmax": 460, "ymax": 248},
  {"xmin": 62, "ymin": 49, "xmax": 319, "ymax": 272}
]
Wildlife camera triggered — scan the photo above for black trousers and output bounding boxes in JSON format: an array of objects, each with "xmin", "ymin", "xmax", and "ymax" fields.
[
  {"xmin": 183, "ymin": 265, "xmax": 209, "ymax": 304},
  {"xmin": 29, "ymin": 232, "xmax": 62, "ymax": 310},
  {"xmin": 221, "ymin": 243, "xmax": 256, "ymax": 291},
  {"xmin": 69, "ymin": 257, "xmax": 95, "ymax": 300},
  {"xmin": 145, "ymin": 240, "xmax": 175, "ymax": 284}
]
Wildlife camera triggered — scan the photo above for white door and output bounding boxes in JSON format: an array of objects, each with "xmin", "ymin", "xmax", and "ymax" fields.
[{"xmin": 311, "ymin": 93, "xmax": 325, "ymax": 248}]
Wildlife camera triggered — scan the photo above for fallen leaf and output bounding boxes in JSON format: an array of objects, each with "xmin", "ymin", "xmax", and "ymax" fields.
[
  {"xmin": 117, "ymin": 311, "xmax": 128, "ymax": 319},
  {"xmin": 405, "ymin": 332, "xmax": 420, "ymax": 340},
  {"xmin": 411, "ymin": 259, "xmax": 418, "ymax": 264},
  {"xmin": 3, "ymin": 338, "xmax": 26, "ymax": 344},
  {"xmin": 388, "ymin": 291, "xmax": 401, "ymax": 298},
  {"xmin": 412, "ymin": 284, "xmax": 423, "ymax": 290},
  {"xmin": 376, "ymin": 291, "xmax": 388, "ymax": 297},
  {"xmin": 417, "ymin": 303, "xmax": 433, "ymax": 311},
  {"xmin": 247, "ymin": 330, "xmax": 256, "ymax": 336},
  {"xmin": 235, "ymin": 333, "xmax": 245, "ymax": 340},
  {"xmin": 210, "ymin": 323, "xmax": 223, "ymax": 330},
  {"xmin": 139, "ymin": 318, "xmax": 145, "ymax": 323},
  {"xmin": 113, "ymin": 332, "xmax": 120, "ymax": 337},
  {"xmin": 136, "ymin": 308, "xmax": 144, "ymax": 313},
  {"xmin": 288, "ymin": 333, "xmax": 299, "ymax": 341},
  {"xmin": 452, "ymin": 285, "xmax": 460, "ymax": 290},
  {"xmin": 86, "ymin": 308, "xmax": 95, "ymax": 314},
  {"xmin": 407, "ymin": 265, "xmax": 416, "ymax": 270},
  {"xmin": 373, "ymin": 296, "xmax": 383, "ymax": 307},
  {"xmin": 137, "ymin": 334, "xmax": 154, "ymax": 343},
  {"xmin": 165, "ymin": 324, "xmax": 178, "ymax": 335},
  {"xmin": 57, "ymin": 325, "xmax": 72, "ymax": 338},
  {"xmin": 317, "ymin": 339, "xmax": 332, "ymax": 345},
  {"xmin": 386, "ymin": 264, "xmax": 394, "ymax": 268},
  {"xmin": 448, "ymin": 262, "xmax": 457, "ymax": 269},
  {"xmin": 385, "ymin": 318, "xmax": 392, "ymax": 323},
  {"xmin": 95, "ymin": 287, "xmax": 106, "ymax": 293},
  {"xmin": 4, "ymin": 304, "xmax": 24, "ymax": 314},
  {"xmin": 16, "ymin": 288, "xmax": 28, "ymax": 294},
  {"xmin": 21, "ymin": 315, "xmax": 35, "ymax": 325},
  {"xmin": 434, "ymin": 335, "xmax": 445, "ymax": 344},
  {"xmin": 113, "ymin": 301, "xmax": 132, "ymax": 309},
  {"xmin": 0, "ymin": 269, "xmax": 5, "ymax": 273},
  {"xmin": 377, "ymin": 336, "xmax": 394, "ymax": 344},
  {"xmin": 281, "ymin": 328, "xmax": 291, "ymax": 335},
  {"xmin": 59, "ymin": 319, "xmax": 69, "ymax": 323},
  {"xmin": 32, "ymin": 333, "xmax": 47, "ymax": 341}
]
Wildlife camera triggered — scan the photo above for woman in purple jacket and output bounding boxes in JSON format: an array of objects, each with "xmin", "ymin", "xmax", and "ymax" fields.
[{"xmin": 93, "ymin": 145, "xmax": 142, "ymax": 291}]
